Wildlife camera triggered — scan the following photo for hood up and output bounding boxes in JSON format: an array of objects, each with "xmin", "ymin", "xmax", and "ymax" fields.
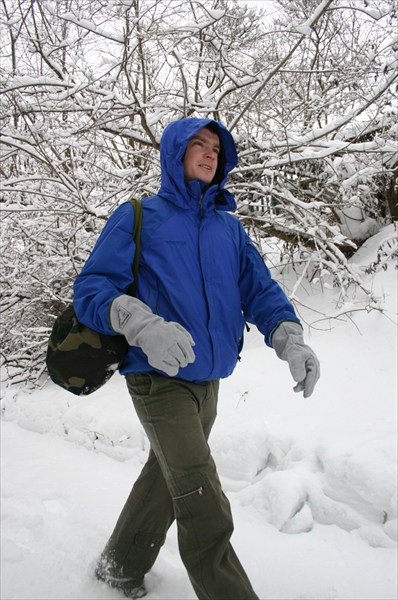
[{"xmin": 158, "ymin": 117, "xmax": 238, "ymax": 213}]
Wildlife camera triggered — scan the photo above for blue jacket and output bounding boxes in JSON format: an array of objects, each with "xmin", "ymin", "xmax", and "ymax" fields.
[{"xmin": 73, "ymin": 118, "xmax": 300, "ymax": 382}]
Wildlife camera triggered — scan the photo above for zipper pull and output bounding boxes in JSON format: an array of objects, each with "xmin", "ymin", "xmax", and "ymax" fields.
[{"xmin": 172, "ymin": 486, "xmax": 204, "ymax": 500}]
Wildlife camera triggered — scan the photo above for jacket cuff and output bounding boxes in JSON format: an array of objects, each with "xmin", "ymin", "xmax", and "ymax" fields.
[{"xmin": 269, "ymin": 319, "xmax": 302, "ymax": 348}]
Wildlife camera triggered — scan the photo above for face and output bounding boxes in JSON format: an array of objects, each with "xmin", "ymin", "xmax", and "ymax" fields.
[{"xmin": 183, "ymin": 127, "xmax": 221, "ymax": 184}]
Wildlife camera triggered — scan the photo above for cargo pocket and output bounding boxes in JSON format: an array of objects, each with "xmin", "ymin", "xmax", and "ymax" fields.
[
  {"xmin": 127, "ymin": 531, "xmax": 165, "ymax": 574},
  {"xmin": 134, "ymin": 531, "xmax": 165, "ymax": 550},
  {"xmin": 171, "ymin": 473, "xmax": 234, "ymax": 562}
]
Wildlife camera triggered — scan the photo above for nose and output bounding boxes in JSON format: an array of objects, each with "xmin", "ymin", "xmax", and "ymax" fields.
[{"xmin": 205, "ymin": 146, "xmax": 217, "ymax": 160}]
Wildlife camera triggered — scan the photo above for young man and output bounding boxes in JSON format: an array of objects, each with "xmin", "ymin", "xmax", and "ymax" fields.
[{"xmin": 73, "ymin": 118, "xmax": 320, "ymax": 599}]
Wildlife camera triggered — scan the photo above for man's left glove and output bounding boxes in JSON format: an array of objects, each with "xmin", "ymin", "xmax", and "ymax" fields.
[{"xmin": 271, "ymin": 321, "xmax": 320, "ymax": 398}]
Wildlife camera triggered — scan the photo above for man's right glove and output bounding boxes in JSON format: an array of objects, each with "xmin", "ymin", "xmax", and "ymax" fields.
[
  {"xmin": 271, "ymin": 321, "xmax": 320, "ymax": 398},
  {"xmin": 110, "ymin": 295, "xmax": 196, "ymax": 377}
]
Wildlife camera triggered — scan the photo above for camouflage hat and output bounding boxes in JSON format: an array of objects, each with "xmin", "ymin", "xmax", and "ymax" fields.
[{"xmin": 46, "ymin": 305, "xmax": 128, "ymax": 396}]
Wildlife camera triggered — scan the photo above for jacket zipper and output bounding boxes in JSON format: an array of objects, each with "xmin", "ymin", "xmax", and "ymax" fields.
[
  {"xmin": 197, "ymin": 194, "xmax": 216, "ymax": 377},
  {"xmin": 173, "ymin": 486, "xmax": 204, "ymax": 500}
]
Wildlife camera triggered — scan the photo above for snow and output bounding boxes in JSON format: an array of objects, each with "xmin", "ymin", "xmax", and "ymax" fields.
[
  {"xmin": 60, "ymin": 14, "xmax": 124, "ymax": 43},
  {"xmin": 293, "ymin": 24, "xmax": 313, "ymax": 36},
  {"xmin": 1, "ymin": 226, "xmax": 397, "ymax": 600},
  {"xmin": 5, "ymin": 76, "xmax": 70, "ymax": 91}
]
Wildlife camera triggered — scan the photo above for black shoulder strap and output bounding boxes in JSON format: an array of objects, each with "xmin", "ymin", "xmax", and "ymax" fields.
[{"xmin": 127, "ymin": 198, "xmax": 142, "ymax": 296}]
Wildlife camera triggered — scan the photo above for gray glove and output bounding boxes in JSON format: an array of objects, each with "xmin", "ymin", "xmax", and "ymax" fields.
[
  {"xmin": 110, "ymin": 295, "xmax": 195, "ymax": 377},
  {"xmin": 271, "ymin": 321, "xmax": 320, "ymax": 398}
]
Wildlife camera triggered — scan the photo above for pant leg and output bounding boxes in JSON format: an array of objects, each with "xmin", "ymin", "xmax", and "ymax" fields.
[
  {"xmin": 97, "ymin": 372, "xmax": 219, "ymax": 582},
  {"xmin": 98, "ymin": 447, "xmax": 175, "ymax": 581},
  {"xmin": 129, "ymin": 373, "xmax": 257, "ymax": 600}
]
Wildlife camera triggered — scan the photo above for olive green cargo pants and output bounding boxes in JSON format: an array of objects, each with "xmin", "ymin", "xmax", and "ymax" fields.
[{"xmin": 98, "ymin": 372, "xmax": 258, "ymax": 600}]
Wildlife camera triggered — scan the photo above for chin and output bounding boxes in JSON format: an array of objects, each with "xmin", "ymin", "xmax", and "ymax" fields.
[{"xmin": 198, "ymin": 174, "xmax": 214, "ymax": 184}]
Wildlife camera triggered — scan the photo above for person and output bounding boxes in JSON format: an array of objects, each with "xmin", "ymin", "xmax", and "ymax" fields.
[{"xmin": 73, "ymin": 117, "xmax": 320, "ymax": 600}]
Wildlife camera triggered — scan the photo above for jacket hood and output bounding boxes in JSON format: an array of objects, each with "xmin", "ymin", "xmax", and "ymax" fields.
[{"xmin": 158, "ymin": 118, "xmax": 238, "ymax": 213}]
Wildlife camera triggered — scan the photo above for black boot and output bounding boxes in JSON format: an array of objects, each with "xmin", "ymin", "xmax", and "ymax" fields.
[{"xmin": 95, "ymin": 563, "xmax": 147, "ymax": 599}]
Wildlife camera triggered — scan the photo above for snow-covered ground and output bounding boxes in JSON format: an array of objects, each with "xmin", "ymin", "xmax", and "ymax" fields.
[{"xmin": 1, "ymin": 226, "xmax": 397, "ymax": 600}]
